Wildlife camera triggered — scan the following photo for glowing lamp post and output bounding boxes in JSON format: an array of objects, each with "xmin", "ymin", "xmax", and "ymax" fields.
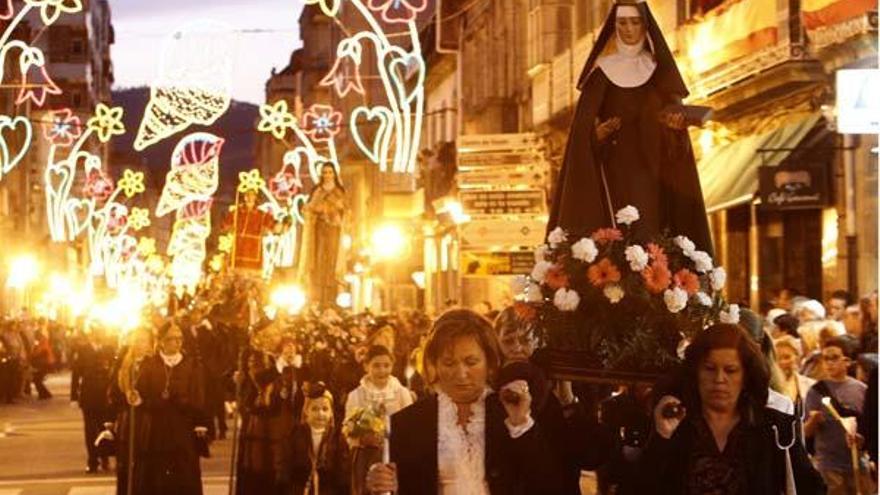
[{"xmin": 6, "ymin": 255, "xmax": 41, "ymax": 311}]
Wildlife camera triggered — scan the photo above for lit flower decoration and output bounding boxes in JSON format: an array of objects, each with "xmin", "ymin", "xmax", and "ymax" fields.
[
  {"xmin": 258, "ymin": 100, "xmax": 297, "ymax": 140},
  {"xmin": 268, "ymin": 165, "xmax": 300, "ymax": 202},
  {"xmin": 82, "ymin": 168, "xmax": 115, "ymax": 202},
  {"xmin": 237, "ymin": 169, "xmax": 265, "ymax": 194},
  {"xmin": 86, "ymin": 103, "xmax": 125, "ymax": 143},
  {"xmin": 43, "ymin": 108, "xmax": 82, "ymax": 146},
  {"xmin": 146, "ymin": 254, "xmax": 164, "ymax": 274},
  {"xmin": 1, "ymin": 0, "xmax": 15, "ymax": 21},
  {"xmin": 16, "ymin": 48, "xmax": 61, "ymax": 107},
  {"xmin": 106, "ymin": 205, "xmax": 128, "ymax": 235},
  {"xmin": 137, "ymin": 237, "xmax": 157, "ymax": 257},
  {"xmin": 218, "ymin": 233, "xmax": 233, "ymax": 254},
  {"xmin": 366, "ymin": 0, "xmax": 428, "ymax": 23},
  {"xmin": 117, "ymin": 169, "xmax": 145, "ymax": 198},
  {"xmin": 209, "ymin": 254, "xmax": 225, "ymax": 272},
  {"xmin": 302, "ymin": 104, "xmax": 342, "ymax": 143},
  {"xmin": 320, "ymin": 39, "xmax": 365, "ymax": 98},
  {"xmin": 128, "ymin": 207, "xmax": 151, "ymax": 231},
  {"xmin": 23, "ymin": 0, "xmax": 82, "ymax": 25},
  {"xmin": 303, "ymin": 0, "xmax": 340, "ymax": 17}
]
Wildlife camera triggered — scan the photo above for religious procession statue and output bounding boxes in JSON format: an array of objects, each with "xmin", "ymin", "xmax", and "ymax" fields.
[
  {"xmin": 296, "ymin": 162, "xmax": 348, "ymax": 308},
  {"xmin": 223, "ymin": 190, "xmax": 277, "ymax": 274},
  {"xmin": 549, "ymin": 0, "xmax": 713, "ymax": 253}
]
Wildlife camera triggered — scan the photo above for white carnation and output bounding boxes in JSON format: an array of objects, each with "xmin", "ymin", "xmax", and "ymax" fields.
[
  {"xmin": 709, "ymin": 267, "xmax": 727, "ymax": 292},
  {"xmin": 663, "ymin": 287, "xmax": 688, "ymax": 313},
  {"xmin": 624, "ymin": 245, "xmax": 649, "ymax": 272},
  {"xmin": 534, "ymin": 244, "xmax": 550, "ymax": 263},
  {"xmin": 615, "ymin": 205, "xmax": 640, "ymax": 226},
  {"xmin": 530, "ymin": 261, "xmax": 553, "ymax": 283},
  {"xmin": 604, "ymin": 284, "xmax": 625, "ymax": 304},
  {"xmin": 526, "ymin": 283, "xmax": 544, "ymax": 303},
  {"xmin": 673, "ymin": 236, "xmax": 696, "ymax": 255},
  {"xmin": 694, "ymin": 291, "xmax": 713, "ymax": 307},
  {"xmin": 548, "ymin": 227, "xmax": 567, "ymax": 246},
  {"xmin": 690, "ymin": 250, "xmax": 714, "ymax": 273},
  {"xmin": 571, "ymin": 238, "xmax": 598, "ymax": 263},
  {"xmin": 510, "ymin": 275, "xmax": 528, "ymax": 295},
  {"xmin": 553, "ymin": 288, "xmax": 581, "ymax": 312},
  {"xmin": 719, "ymin": 304, "xmax": 740, "ymax": 324}
]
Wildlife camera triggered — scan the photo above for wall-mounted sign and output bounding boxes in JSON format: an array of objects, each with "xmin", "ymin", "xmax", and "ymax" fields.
[
  {"xmin": 759, "ymin": 164, "xmax": 828, "ymax": 210},
  {"xmin": 836, "ymin": 69, "xmax": 880, "ymax": 134},
  {"xmin": 459, "ymin": 217, "xmax": 547, "ymax": 248},
  {"xmin": 461, "ymin": 251, "xmax": 535, "ymax": 276},
  {"xmin": 460, "ymin": 189, "xmax": 546, "ymax": 215}
]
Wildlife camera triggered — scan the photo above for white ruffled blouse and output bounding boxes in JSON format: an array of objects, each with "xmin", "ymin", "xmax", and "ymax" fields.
[{"xmin": 437, "ymin": 389, "xmax": 491, "ymax": 495}]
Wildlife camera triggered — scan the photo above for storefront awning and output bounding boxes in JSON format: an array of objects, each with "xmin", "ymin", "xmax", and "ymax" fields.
[{"xmin": 699, "ymin": 113, "xmax": 822, "ymax": 213}]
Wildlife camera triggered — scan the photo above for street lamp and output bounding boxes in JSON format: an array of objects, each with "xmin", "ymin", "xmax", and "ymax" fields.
[
  {"xmin": 6, "ymin": 255, "xmax": 40, "ymax": 289},
  {"xmin": 370, "ymin": 223, "xmax": 407, "ymax": 260}
]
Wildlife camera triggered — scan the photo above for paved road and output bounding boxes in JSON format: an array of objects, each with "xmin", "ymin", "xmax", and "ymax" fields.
[{"xmin": 0, "ymin": 373, "xmax": 233, "ymax": 495}]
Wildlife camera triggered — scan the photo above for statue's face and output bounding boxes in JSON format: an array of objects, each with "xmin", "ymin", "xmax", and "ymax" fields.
[
  {"xmin": 616, "ymin": 14, "xmax": 646, "ymax": 46},
  {"xmin": 321, "ymin": 166, "xmax": 336, "ymax": 186}
]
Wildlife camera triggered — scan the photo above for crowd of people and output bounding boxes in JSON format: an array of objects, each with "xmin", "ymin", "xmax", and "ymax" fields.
[{"xmin": 1, "ymin": 280, "xmax": 878, "ymax": 495}]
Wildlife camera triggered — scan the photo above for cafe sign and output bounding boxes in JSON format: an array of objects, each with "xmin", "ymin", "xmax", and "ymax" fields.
[{"xmin": 758, "ymin": 164, "xmax": 828, "ymax": 210}]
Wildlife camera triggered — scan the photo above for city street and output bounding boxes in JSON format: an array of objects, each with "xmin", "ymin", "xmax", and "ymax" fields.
[{"xmin": 0, "ymin": 374, "xmax": 232, "ymax": 495}]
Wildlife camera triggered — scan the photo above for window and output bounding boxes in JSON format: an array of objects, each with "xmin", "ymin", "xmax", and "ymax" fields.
[
  {"xmin": 71, "ymin": 90, "xmax": 83, "ymax": 109},
  {"xmin": 71, "ymin": 38, "xmax": 84, "ymax": 56}
]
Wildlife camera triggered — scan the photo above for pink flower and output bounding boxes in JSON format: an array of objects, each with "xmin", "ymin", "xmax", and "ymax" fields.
[
  {"xmin": 16, "ymin": 63, "xmax": 61, "ymax": 108},
  {"xmin": 302, "ymin": 104, "xmax": 342, "ymax": 143},
  {"xmin": 592, "ymin": 228, "xmax": 623, "ymax": 244},
  {"xmin": 269, "ymin": 165, "xmax": 301, "ymax": 201},
  {"xmin": 673, "ymin": 269, "xmax": 700, "ymax": 296},
  {"xmin": 366, "ymin": 0, "xmax": 427, "ymax": 23},
  {"xmin": 82, "ymin": 169, "xmax": 114, "ymax": 203},
  {"xmin": 42, "ymin": 108, "xmax": 82, "ymax": 147}
]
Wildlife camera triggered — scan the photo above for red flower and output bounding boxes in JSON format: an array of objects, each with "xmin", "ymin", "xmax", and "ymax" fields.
[
  {"xmin": 16, "ymin": 62, "xmax": 61, "ymax": 108},
  {"xmin": 544, "ymin": 264, "xmax": 570, "ymax": 290},
  {"xmin": 513, "ymin": 302, "xmax": 537, "ymax": 323},
  {"xmin": 82, "ymin": 169, "xmax": 114, "ymax": 203},
  {"xmin": 366, "ymin": 0, "xmax": 428, "ymax": 24},
  {"xmin": 587, "ymin": 258, "xmax": 621, "ymax": 288},
  {"xmin": 302, "ymin": 104, "xmax": 342, "ymax": 143},
  {"xmin": 592, "ymin": 228, "xmax": 623, "ymax": 244},
  {"xmin": 673, "ymin": 268, "xmax": 700, "ymax": 296},
  {"xmin": 646, "ymin": 243, "xmax": 669, "ymax": 266},
  {"xmin": 642, "ymin": 262, "xmax": 672, "ymax": 294},
  {"xmin": 42, "ymin": 108, "xmax": 82, "ymax": 147}
]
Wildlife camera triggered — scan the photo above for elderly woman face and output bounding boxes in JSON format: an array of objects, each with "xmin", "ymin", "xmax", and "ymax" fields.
[
  {"xmin": 435, "ymin": 336, "xmax": 489, "ymax": 403},
  {"xmin": 698, "ymin": 348, "xmax": 744, "ymax": 413}
]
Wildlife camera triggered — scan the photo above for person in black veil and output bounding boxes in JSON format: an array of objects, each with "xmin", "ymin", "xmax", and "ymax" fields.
[{"xmin": 548, "ymin": 0, "xmax": 713, "ymax": 253}]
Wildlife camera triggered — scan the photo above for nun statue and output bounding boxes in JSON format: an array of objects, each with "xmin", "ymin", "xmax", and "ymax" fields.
[{"xmin": 548, "ymin": 0, "xmax": 713, "ymax": 253}]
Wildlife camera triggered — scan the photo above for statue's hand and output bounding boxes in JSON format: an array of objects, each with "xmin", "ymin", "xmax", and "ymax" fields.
[
  {"xmin": 661, "ymin": 112, "xmax": 687, "ymax": 130},
  {"xmin": 595, "ymin": 117, "xmax": 622, "ymax": 142}
]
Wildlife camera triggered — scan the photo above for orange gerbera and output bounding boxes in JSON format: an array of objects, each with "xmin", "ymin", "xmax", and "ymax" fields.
[
  {"xmin": 646, "ymin": 243, "xmax": 669, "ymax": 265},
  {"xmin": 642, "ymin": 261, "xmax": 672, "ymax": 294},
  {"xmin": 673, "ymin": 268, "xmax": 700, "ymax": 295},
  {"xmin": 545, "ymin": 264, "xmax": 570, "ymax": 290},
  {"xmin": 513, "ymin": 301, "xmax": 537, "ymax": 322},
  {"xmin": 592, "ymin": 228, "xmax": 623, "ymax": 244},
  {"xmin": 587, "ymin": 258, "xmax": 622, "ymax": 287}
]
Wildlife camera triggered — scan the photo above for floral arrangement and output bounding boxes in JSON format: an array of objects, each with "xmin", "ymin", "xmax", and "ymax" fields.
[
  {"xmin": 514, "ymin": 205, "xmax": 739, "ymax": 374},
  {"xmin": 342, "ymin": 403, "xmax": 387, "ymax": 442}
]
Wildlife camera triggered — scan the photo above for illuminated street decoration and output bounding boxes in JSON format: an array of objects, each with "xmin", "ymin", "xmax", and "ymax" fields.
[
  {"xmin": 301, "ymin": 0, "xmax": 426, "ymax": 174},
  {"xmin": 1, "ymin": 0, "xmax": 13, "ymax": 19},
  {"xmin": 303, "ymin": 0, "xmax": 340, "ymax": 17},
  {"xmin": 23, "ymin": 0, "xmax": 83, "ymax": 26},
  {"xmin": 42, "ymin": 108, "xmax": 82, "ymax": 147},
  {"xmin": 44, "ymin": 104, "xmax": 127, "ymax": 242},
  {"xmin": 16, "ymin": 48, "xmax": 62, "ymax": 107},
  {"xmin": 319, "ymin": 39, "xmax": 366, "ymax": 97},
  {"xmin": 134, "ymin": 21, "xmax": 234, "ymax": 150},
  {"xmin": 0, "ymin": 115, "xmax": 33, "ymax": 182},
  {"xmin": 157, "ymin": 133, "xmax": 223, "ymax": 294}
]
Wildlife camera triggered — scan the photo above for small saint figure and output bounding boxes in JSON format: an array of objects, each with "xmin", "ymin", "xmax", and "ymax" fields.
[{"xmin": 223, "ymin": 189, "xmax": 277, "ymax": 273}]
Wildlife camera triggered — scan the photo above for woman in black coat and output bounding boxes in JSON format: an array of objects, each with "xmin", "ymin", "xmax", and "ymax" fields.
[
  {"xmin": 640, "ymin": 324, "xmax": 825, "ymax": 494},
  {"xmin": 367, "ymin": 309, "xmax": 565, "ymax": 495}
]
